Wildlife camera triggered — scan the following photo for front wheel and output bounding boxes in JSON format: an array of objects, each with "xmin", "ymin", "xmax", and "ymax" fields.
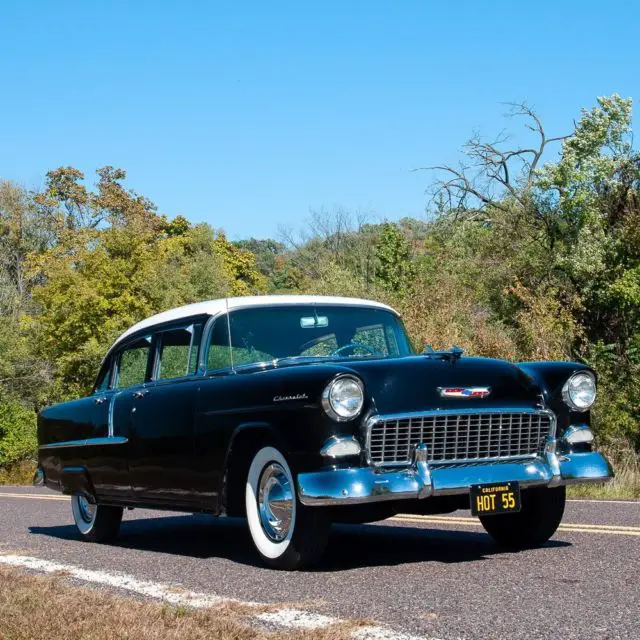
[
  {"xmin": 479, "ymin": 485, "xmax": 566, "ymax": 550},
  {"xmin": 245, "ymin": 446, "xmax": 330, "ymax": 570},
  {"xmin": 71, "ymin": 494, "xmax": 123, "ymax": 543}
]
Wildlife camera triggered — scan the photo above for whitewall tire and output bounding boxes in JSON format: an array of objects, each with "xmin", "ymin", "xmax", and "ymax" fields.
[
  {"xmin": 71, "ymin": 494, "xmax": 123, "ymax": 543},
  {"xmin": 245, "ymin": 446, "xmax": 329, "ymax": 570}
]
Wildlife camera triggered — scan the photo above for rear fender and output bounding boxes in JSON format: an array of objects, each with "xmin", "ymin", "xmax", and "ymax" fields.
[{"xmin": 59, "ymin": 466, "xmax": 95, "ymax": 501}]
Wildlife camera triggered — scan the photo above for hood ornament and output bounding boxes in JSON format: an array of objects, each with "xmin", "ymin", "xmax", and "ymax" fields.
[
  {"xmin": 423, "ymin": 345, "xmax": 464, "ymax": 361},
  {"xmin": 437, "ymin": 387, "xmax": 491, "ymax": 399}
]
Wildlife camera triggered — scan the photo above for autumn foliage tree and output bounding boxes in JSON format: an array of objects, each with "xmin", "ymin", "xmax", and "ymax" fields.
[{"xmin": 0, "ymin": 95, "xmax": 638, "ymax": 489}]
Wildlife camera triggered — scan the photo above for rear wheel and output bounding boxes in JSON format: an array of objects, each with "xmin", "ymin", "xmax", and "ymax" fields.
[
  {"xmin": 71, "ymin": 494, "xmax": 123, "ymax": 543},
  {"xmin": 479, "ymin": 485, "xmax": 566, "ymax": 550},
  {"xmin": 245, "ymin": 446, "xmax": 330, "ymax": 570}
]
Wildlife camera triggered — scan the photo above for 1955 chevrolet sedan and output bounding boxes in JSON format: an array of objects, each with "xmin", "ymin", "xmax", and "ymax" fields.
[{"xmin": 35, "ymin": 295, "xmax": 613, "ymax": 569}]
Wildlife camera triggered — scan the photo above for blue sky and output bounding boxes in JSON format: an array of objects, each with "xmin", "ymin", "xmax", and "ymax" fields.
[{"xmin": 1, "ymin": 1, "xmax": 637, "ymax": 240}]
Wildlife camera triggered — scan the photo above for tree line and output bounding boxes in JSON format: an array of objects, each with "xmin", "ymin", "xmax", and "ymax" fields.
[{"xmin": 1, "ymin": 95, "xmax": 638, "ymax": 478}]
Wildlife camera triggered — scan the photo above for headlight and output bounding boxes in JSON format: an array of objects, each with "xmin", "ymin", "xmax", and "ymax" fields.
[
  {"xmin": 562, "ymin": 371, "xmax": 596, "ymax": 411},
  {"xmin": 321, "ymin": 375, "xmax": 364, "ymax": 421}
]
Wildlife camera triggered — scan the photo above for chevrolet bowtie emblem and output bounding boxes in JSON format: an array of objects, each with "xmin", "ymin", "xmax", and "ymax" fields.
[{"xmin": 437, "ymin": 387, "xmax": 492, "ymax": 399}]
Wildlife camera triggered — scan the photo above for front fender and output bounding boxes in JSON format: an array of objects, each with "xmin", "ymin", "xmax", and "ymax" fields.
[{"xmin": 516, "ymin": 361, "xmax": 595, "ymax": 434}]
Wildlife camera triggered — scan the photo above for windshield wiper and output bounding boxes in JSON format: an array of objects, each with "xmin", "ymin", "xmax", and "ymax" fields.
[{"xmin": 272, "ymin": 355, "xmax": 335, "ymax": 366}]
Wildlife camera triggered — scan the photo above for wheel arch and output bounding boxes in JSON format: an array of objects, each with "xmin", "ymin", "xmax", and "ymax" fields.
[{"xmin": 221, "ymin": 422, "xmax": 289, "ymax": 517}]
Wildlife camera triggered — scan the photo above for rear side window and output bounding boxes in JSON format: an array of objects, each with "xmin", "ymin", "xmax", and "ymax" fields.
[
  {"xmin": 116, "ymin": 336, "xmax": 152, "ymax": 388},
  {"xmin": 156, "ymin": 324, "xmax": 202, "ymax": 380}
]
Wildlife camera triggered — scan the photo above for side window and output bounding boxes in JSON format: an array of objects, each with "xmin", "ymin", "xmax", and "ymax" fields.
[
  {"xmin": 206, "ymin": 317, "xmax": 232, "ymax": 371},
  {"xmin": 206, "ymin": 315, "xmax": 273, "ymax": 370},
  {"xmin": 353, "ymin": 324, "xmax": 393, "ymax": 356},
  {"xmin": 94, "ymin": 358, "xmax": 112, "ymax": 393},
  {"xmin": 116, "ymin": 337, "xmax": 152, "ymax": 388},
  {"xmin": 156, "ymin": 324, "xmax": 202, "ymax": 380}
]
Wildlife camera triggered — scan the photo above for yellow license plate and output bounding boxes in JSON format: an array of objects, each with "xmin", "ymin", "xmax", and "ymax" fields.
[{"xmin": 470, "ymin": 481, "xmax": 521, "ymax": 516}]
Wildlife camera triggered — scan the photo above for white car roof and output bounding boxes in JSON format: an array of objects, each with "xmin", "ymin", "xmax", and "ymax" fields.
[{"xmin": 112, "ymin": 295, "xmax": 398, "ymax": 349}]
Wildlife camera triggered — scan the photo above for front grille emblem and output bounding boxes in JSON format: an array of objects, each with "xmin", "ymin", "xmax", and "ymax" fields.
[{"xmin": 437, "ymin": 387, "xmax": 491, "ymax": 399}]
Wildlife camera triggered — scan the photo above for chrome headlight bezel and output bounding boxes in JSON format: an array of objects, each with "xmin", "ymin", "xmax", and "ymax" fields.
[
  {"xmin": 562, "ymin": 371, "xmax": 597, "ymax": 412},
  {"xmin": 321, "ymin": 375, "xmax": 364, "ymax": 422}
]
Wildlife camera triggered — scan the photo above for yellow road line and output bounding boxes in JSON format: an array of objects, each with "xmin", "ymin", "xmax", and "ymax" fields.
[
  {"xmin": 0, "ymin": 493, "xmax": 69, "ymax": 501},
  {"xmin": 1, "ymin": 493, "xmax": 638, "ymax": 536},
  {"xmin": 395, "ymin": 513, "xmax": 640, "ymax": 531},
  {"xmin": 392, "ymin": 515, "xmax": 640, "ymax": 536},
  {"xmin": 558, "ymin": 526, "xmax": 640, "ymax": 536}
]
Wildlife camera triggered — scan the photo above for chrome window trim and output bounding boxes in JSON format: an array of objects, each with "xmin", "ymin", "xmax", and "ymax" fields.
[
  {"xmin": 364, "ymin": 407, "xmax": 557, "ymax": 468},
  {"xmin": 107, "ymin": 392, "xmax": 116, "ymax": 438},
  {"xmin": 39, "ymin": 436, "xmax": 129, "ymax": 450}
]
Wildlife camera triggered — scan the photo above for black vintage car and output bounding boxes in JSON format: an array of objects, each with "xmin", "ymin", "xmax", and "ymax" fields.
[{"xmin": 36, "ymin": 295, "xmax": 613, "ymax": 569}]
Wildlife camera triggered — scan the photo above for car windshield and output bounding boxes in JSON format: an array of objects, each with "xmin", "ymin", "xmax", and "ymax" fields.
[{"xmin": 207, "ymin": 305, "xmax": 413, "ymax": 370}]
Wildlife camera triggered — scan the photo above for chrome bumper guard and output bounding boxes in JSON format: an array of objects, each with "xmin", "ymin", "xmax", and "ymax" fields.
[{"xmin": 297, "ymin": 449, "xmax": 614, "ymax": 506}]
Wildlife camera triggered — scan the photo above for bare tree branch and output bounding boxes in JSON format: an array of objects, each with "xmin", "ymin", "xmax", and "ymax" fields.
[{"xmin": 415, "ymin": 102, "xmax": 569, "ymax": 232}]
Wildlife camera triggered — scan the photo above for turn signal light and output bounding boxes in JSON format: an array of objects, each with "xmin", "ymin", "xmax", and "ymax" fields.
[
  {"xmin": 320, "ymin": 436, "xmax": 362, "ymax": 458},
  {"xmin": 564, "ymin": 424, "xmax": 595, "ymax": 445}
]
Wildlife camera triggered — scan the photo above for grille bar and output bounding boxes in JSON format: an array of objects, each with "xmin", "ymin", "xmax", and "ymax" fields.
[{"xmin": 367, "ymin": 410, "xmax": 553, "ymax": 466}]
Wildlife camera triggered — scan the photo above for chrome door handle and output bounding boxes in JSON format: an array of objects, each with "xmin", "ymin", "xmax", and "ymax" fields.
[
  {"xmin": 94, "ymin": 397, "xmax": 107, "ymax": 405},
  {"xmin": 132, "ymin": 390, "xmax": 149, "ymax": 399}
]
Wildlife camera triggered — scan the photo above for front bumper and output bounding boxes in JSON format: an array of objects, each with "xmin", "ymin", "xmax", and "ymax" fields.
[{"xmin": 297, "ymin": 450, "xmax": 614, "ymax": 506}]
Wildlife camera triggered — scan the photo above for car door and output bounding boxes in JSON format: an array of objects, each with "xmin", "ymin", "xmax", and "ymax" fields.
[
  {"xmin": 109, "ymin": 334, "xmax": 154, "ymax": 500},
  {"xmin": 88, "ymin": 354, "xmax": 133, "ymax": 500},
  {"xmin": 127, "ymin": 323, "xmax": 203, "ymax": 504}
]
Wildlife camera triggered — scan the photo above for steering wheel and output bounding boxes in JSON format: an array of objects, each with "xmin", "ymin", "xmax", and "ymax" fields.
[{"xmin": 331, "ymin": 343, "xmax": 377, "ymax": 357}]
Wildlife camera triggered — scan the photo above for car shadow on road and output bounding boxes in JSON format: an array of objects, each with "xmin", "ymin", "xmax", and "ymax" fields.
[{"xmin": 29, "ymin": 513, "xmax": 571, "ymax": 571}]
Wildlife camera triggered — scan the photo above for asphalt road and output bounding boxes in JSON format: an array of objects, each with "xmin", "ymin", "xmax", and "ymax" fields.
[{"xmin": 1, "ymin": 486, "xmax": 638, "ymax": 640}]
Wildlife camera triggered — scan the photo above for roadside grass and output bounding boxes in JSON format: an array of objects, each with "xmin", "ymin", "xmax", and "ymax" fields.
[
  {"xmin": 0, "ymin": 565, "xmax": 364, "ymax": 640},
  {"xmin": 567, "ymin": 443, "xmax": 640, "ymax": 500},
  {"xmin": 0, "ymin": 459, "xmax": 36, "ymax": 486}
]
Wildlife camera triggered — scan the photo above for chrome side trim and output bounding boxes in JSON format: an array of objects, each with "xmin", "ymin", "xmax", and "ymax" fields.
[
  {"xmin": 107, "ymin": 393, "xmax": 116, "ymax": 437},
  {"xmin": 364, "ymin": 407, "xmax": 556, "ymax": 468},
  {"xmin": 39, "ymin": 436, "xmax": 128, "ymax": 450}
]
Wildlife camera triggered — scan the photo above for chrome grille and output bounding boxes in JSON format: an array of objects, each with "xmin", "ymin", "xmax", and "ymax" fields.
[{"xmin": 367, "ymin": 411, "xmax": 553, "ymax": 466}]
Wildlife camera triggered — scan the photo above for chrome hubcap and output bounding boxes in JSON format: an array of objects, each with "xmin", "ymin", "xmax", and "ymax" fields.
[
  {"xmin": 77, "ymin": 495, "xmax": 96, "ymax": 523},
  {"xmin": 258, "ymin": 462, "xmax": 294, "ymax": 542}
]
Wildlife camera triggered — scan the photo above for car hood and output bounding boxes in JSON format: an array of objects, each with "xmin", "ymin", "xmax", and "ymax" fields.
[{"xmin": 339, "ymin": 355, "xmax": 542, "ymax": 415}]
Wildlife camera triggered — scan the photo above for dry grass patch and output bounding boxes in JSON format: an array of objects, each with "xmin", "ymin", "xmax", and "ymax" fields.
[
  {"xmin": 0, "ymin": 566, "xmax": 362, "ymax": 640},
  {"xmin": 0, "ymin": 460, "xmax": 36, "ymax": 486}
]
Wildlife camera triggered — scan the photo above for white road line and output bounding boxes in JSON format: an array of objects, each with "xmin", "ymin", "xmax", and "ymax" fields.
[
  {"xmin": 256, "ymin": 609, "xmax": 338, "ymax": 629},
  {"xmin": 354, "ymin": 626, "xmax": 440, "ymax": 640},
  {"xmin": 0, "ymin": 554, "xmax": 435, "ymax": 639},
  {"xmin": 0, "ymin": 554, "xmax": 227, "ymax": 608}
]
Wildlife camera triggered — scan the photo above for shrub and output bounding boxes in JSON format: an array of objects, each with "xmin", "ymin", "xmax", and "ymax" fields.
[{"xmin": 0, "ymin": 398, "xmax": 37, "ymax": 467}]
